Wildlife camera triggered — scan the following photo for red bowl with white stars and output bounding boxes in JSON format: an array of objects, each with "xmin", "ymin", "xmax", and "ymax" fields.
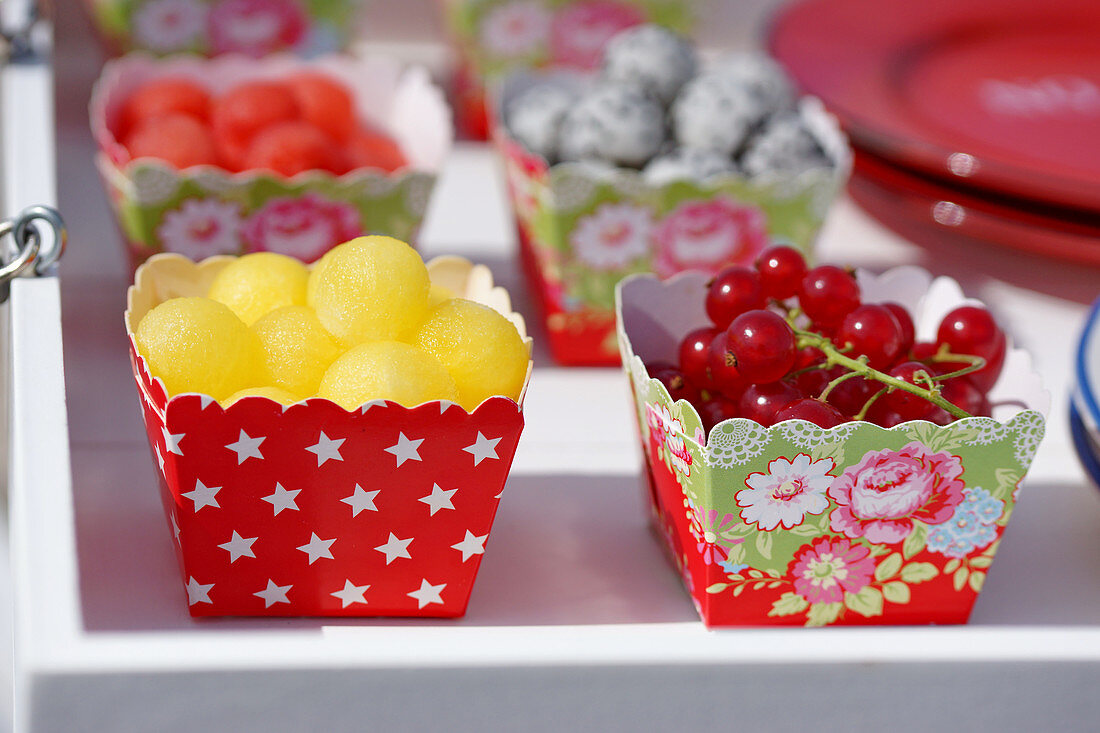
[{"xmin": 125, "ymin": 254, "xmax": 532, "ymax": 618}]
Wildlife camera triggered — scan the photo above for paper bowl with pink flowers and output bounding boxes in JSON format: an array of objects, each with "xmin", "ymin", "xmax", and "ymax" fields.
[
  {"xmin": 91, "ymin": 52, "xmax": 452, "ymax": 271},
  {"xmin": 83, "ymin": 0, "xmax": 364, "ymax": 58},
  {"xmin": 615, "ymin": 266, "xmax": 1048, "ymax": 627},
  {"xmin": 498, "ymin": 75, "xmax": 850, "ymax": 366},
  {"xmin": 437, "ymin": 0, "xmax": 693, "ymax": 138}
]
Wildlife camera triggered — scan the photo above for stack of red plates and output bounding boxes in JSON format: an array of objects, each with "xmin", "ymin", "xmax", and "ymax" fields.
[{"xmin": 770, "ymin": 0, "xmax": 1100, "ymax": 265}]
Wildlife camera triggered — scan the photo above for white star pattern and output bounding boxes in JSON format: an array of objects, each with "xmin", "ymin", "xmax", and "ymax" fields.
[
  {"xmin": 254, "ymin": 580, "xmax": 292, "ymax": 608},
  {"xmin": 226, "ymin": 430, "xmax": 265, "ymax": 464},
  {"xmin": 463, "ymin": 432, "xmax": 501, "ymax": 466},
  {"xmin": 181, "ymin": 479, "xmax": 221, "ymax": 512},
  {"xmin": 341, "ymin": 485, "xmax": 380, "ymax": 517},
  {"xmin": 374, "ymin": 533, "xmax": 413, "ymax": 564},
  {"xmin": 306, "ymin": 431, "xmax": 345, "ymax": 466},
  {"xmin": 451, "ymin": 530, "xmax": 488, "ymax": 562},
  {"xmin": 331, "ymin": 580, "xmax": 370, "ymax": 608},
  {"xmin": 296, "ymin": 533, "xmax": 336, "ymax": 564},
  {"xmin": 198, "ymin": 395, "xmax": 215, "ymax": 410},
  {"xmin": 440, "ymin": 401, "xmax": 455, "ymax": 414},
  {"xmin": 186, "ymin": 577, "xmax": 213, "ymax": 605},
  {"xmin": 218, "ymin": 531, "xmax": 258, "ymax": 562},
  {"xmin": 384, "ymin": 432, "xmax": 423, "ymax": 467},
  {"xmin": 155, "ymin": 443, "xmax": 166, "ymax": 473},
  {"xmin": 170, "ymin": 513, "xmax": 181, "ymax": 542},
  {"xmin": 407, "ymin": 579, "xmax": 445, "ymax": 609},
  {"xmin": 162, "ymin": 426, "xmax": 185, "ymax": 455},
  {"xmin": 418, "ymin": 483, "xmax": 456, "ymax": 516},
  {"xmin": 261, "ymin": 483, "xmax": 300, "ymax": 516}
]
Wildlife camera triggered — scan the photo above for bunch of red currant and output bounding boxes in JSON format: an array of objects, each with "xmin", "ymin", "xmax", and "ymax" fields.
[{"xmin": 647, "ymin": 245, "xmax": 1007, "ymax": 432}]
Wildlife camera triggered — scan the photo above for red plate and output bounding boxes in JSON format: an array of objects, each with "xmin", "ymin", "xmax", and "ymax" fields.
[
  {"xmin": 850, "ymin": 149, "xmax": 1100, "ymax": 268},
  {"xmin": 770, "ymin": 0, "xmax": 1100, "ymax": 212}
]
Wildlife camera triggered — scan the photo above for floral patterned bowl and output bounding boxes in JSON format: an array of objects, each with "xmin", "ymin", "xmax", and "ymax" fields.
[
  {"xmin": 437, "ymin": 0, "xmax": 693, "ymax": 138},
  {"xmin": 91, "ymin": 52, "xmax": 452, "ymax": 270},
  {"xmin": 498, "ymin": 73, "xmax": 851, "ymax": 366},
  {"xmin": 82, "ymin": 0, "xmax": 365, "ymax": 58},
  {"xmin": 616, "ymin": 266, "xmax": 1049, "ymax": 627}
]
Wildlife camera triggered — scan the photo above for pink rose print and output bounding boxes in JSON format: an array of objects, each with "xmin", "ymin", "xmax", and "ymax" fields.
[
  {"xmin": 737, "ymin": 454, "xmax": 835, "ymax": 531},
  {"xmin": 207, "ymin": 0, "xmax": 308, "ymax": 57},
  {"xmin": 241, "ymin": 194, "xmax": 361, "ymax": 262},
  {"xmin": 479, "ymin": 1, "xmax": 551, "ymax": 58},
  {"xmin": 570, "ymin": 202, "xmax": 653, "ymax": 270},
  {"xmin": 133, "ymin": 0, "xmax": 208, "ymax": 52},
  {"xmin": 829, "ymin": 441, "xmax": 966, "ymax": 544},
  {"xmin": 653, "ymin": 197, "xmax": 769, "ymax": 278},
  {"xmin": 687, "ymin": 502, "xmax": 741, "ymax": 566},
  {"xmin": 549, "ymin": 1, "xmax": 645, "ymax": 69},
  {"xmin": 790, "ymin": 536, "xmax": 876, "ymax": 604},
  {"xmin": 157, "ymin": 198, "xmax": 243, "ymax": 258}
]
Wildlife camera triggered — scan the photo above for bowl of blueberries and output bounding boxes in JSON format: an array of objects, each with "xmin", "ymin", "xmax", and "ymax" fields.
[{"xmin": 496, "ymin": 24, "xmax": 851, "ymax": 365}]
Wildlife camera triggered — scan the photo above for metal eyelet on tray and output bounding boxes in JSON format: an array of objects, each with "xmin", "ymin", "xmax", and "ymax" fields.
[{"xmin": 0, "ymin": 204, "xmax": 65, "ymax": 302}]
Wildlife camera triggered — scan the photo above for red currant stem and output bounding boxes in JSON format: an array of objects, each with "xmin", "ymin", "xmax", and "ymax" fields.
[
  {"xmin": 786, "ymin": 364, "xmax": 828, "ymax": 379},
  {"xmin": 852, "ymin": 387, "xmax": 886, "ymax": 422},
  {"xmin": 920, "ymin": 345, "xmax": 987, "ymax": 381},
  {"xmin": 794, "ymin": 328, "xmax": 972, "ymax": 420}
]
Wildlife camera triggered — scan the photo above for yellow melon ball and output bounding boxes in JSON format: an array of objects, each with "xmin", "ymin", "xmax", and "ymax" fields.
[
  {"xmin": 221, "ymin": 386, "xmax": 301, "ymax": 407},
  {"xmin": 317, "ymin": 341, "xmax": 458, "ymax": 410},
  {"xmin": 428, "ymin": 283, "xmax": 455, "ymax": 307},
  {"xmin": 207, "ymin": 252, "xmax": 309, "ymax": 326},
  {"xmin": 252, "ymin": 305, "xmax": 342, "ymax": 396},
  {"xmin": 412, "ymin": 298, "xmax": 529, "ymax": 411},
  {"xmin": 306, "ymin": 236, "xmax": 430, "ymax": 346},
  {"xmin": 135, "ymin": 296, "xmax": 263, "ymax": 400}
]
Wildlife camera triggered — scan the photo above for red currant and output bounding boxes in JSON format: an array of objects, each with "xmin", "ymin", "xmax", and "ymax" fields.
[
  {"xmin": 740, "ymin": 381, "xmax": 801, "ymax": 427},
  {"xmin": 883, "ymin": 361, "xmax": 939, "ymax": 419},
  {"xmin": 864, "ymin": 398, "xmax": 906, "ymax": 428},
  {"xmin": 705, "ymin": 266, "xmax": 765, "ymax": 329},
  {"xmin": 774, "ymin": 398, "xmax": 846, "ymax": 428},
  {"xmin": 699, "ymin": 396, "xmax": 740, "ymax": 432},
  {"xmin": 941, "ymin": 377, "xmax": 989, "ymax": 417},
  {"xmin": 678, "ymin": 326, "xmax": 721, "ymax": 389},
  {"xmin": 881, "ymin": 302, "xmax": 915, "ymax": 356},
  {"xmin": 726, "ymin": 310, "xmax": 796, "ymax": 384},
  {"xmin": 755, "ymin": 244, "xmax": 807, "ymax": 299},
  {"xmin": 910, "ymin": 341, "xmax": 939, "ymax": 362},
  {"xmin": 651, "ymin": 365, "xmax": 700, "ymax": 404},
  {"xmin": 795, "ymin": 366, "xmax": 832, "ymax": 398},
  {"xmin": 823, "ymin": 367, "xmax": 883, "ymax": 418},
  {"xmin": 799, "ymin": 265, "xmax": 860, "ymax": 328},
  {"xmin": 836, "ymin": 304, "xmax": 904, "ymax": 370},
  {"xmin": 706, "ymin": 331, "xmax": 748, "ymax": 400},
  {"xmin": 936, "ymin": 305, "xmax": 1006, "ymax": 393}
]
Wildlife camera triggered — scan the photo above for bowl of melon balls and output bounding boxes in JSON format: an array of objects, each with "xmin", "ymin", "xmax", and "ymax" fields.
[
  {"xmin": 92, "ymin": 53, "xmax": 453, "ymax": 271},
  {"xmin": 125, "ymin": 237, "xmax": 531, "ymax": 618}
]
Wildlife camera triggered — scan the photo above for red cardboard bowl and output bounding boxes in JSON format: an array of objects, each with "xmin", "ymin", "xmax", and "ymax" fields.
[
  {"xmin": 125, "ymin": 254, "xmax": 532, "ymax": 618},
  {"xmin": 92, "ymin": 53, "xmax": 453, "ymax": 271},
  {"xmin": 616, "ymin": 266, "xmax": 1049, "ymax": 627}
]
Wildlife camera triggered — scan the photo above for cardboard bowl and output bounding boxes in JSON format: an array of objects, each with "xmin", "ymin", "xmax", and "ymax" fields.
[
  {"xmin": 92, "ymin": 52, "xmax": 453, "ymax": 270},
  {"xmin": 616, "ymin": 266, "xmax": 1048, "ymax": 627},
  {"xmin": 83, "ymin": 0, "xmax": 364, "ymax": 58},
  {"xmin": 437, "ymin": 0, "xmax": 694, "ymax": 138},
  {"xmin": 499, "ymin": 72, "xmax": 851, "ymax": 365},
  {"xmin": 125, "ymin": 253, "xmax": 532, "ymax": 617}
]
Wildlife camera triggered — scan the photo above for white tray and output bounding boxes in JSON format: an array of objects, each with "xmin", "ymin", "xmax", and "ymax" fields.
[{"xmin": 11, "ymin": 8, "xmax": 1100, "ymax": 733}]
